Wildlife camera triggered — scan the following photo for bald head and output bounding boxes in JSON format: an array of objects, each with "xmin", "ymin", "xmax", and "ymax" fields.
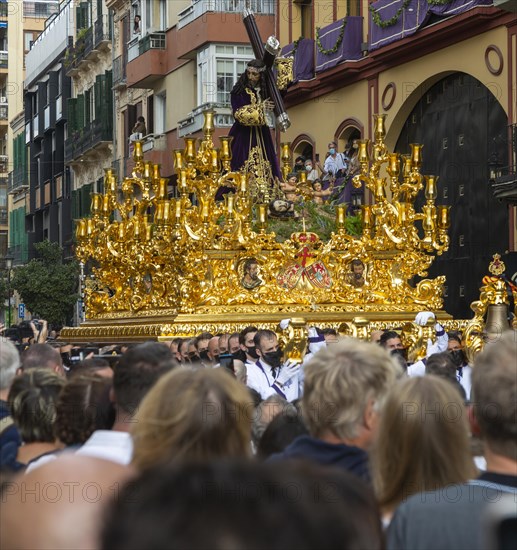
[
  {"xmin": 1, "ymin": 455, "xmax": 134, "ymax": 549},
  {"xmin": 207, "ymin": 337, "xmax": 220, "ymax": 363}
]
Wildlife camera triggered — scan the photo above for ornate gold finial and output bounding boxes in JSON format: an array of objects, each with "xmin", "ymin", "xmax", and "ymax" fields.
[{"xmin": 489, "ymin": 253, "xmax": 505, "ymax": 276}]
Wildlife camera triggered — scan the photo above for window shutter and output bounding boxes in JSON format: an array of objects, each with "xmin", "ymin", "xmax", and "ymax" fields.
[
  {"xmin": 67, "ymin": 98, "xmax": 77, "ymax": 134},
  {"xmin": 76, "ymin": 94, "xmax": 85, "ymax": 130},
  {"xmin": 95, "ymin": 75, "xmax": 102, "ymax": 122}
]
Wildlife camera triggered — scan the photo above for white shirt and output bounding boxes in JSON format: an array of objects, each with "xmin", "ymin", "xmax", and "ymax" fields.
[
  {"xmin": 75, "ymin": 430, "xmax": 133, "ymax": 465},
  {"xmin": 456, "ymin": 364, "xmax": 472, "ymax": 400},
  {"xmin": 323, "ymin": 153, "xmax": 347, "ymax": 178},
  {"xmin": 246, "ymin": 359, "xmax": 302, "ymax": 402}
]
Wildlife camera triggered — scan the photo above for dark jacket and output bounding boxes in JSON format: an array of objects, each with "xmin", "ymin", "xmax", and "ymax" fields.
[
  {"xmin": 0, "ymin": 399, "xmax": 22, "ymax": 471},
  {"xmin": 268, "ymin": 434, "xmax": 370, "ymax": 482}
]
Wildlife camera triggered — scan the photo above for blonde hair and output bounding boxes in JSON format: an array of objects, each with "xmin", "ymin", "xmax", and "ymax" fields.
[
  {"xmin": 371, "ymin": 376, "xmax": 477, "ymax": 513},
  {"xmin": 132, "ymin": 368, "xmax": 252, "ymax": 470},
  {"xmin": 8, "ymin": 368, "xmax": 65, "ymax": 443},
  {"xmin": 302, "ymin": 339, "xmax": 402, "ymax": 440}
]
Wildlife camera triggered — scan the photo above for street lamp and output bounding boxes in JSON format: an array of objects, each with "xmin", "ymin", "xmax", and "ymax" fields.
[{"xmin": 4, "ymin": 254, "xmax": 13, "ymax": 328}]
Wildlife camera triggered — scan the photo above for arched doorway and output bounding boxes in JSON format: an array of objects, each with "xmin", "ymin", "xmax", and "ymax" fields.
[{"xmin": 395, "ymin": 72, "xmax": 509, "ymax": 319}]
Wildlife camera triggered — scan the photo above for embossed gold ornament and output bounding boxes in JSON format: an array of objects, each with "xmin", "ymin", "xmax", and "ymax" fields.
[{"xmin": 68, "ymin": 112, "xmax": 457, "ymax": 351}]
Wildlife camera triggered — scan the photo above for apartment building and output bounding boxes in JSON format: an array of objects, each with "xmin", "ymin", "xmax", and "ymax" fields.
[
  {"xmin": 6, "ymin": 0, "xmax": 59, "ymax": 265},
  {"xmin": 64, "ymin": 0, "xmax": 113, "ymax": 219},
  {"xmin": 109, "ymin": 0, "xmax": 275, "ymax": 180},
  {"xmin": 22, "ymin": 1, "xmax": 74, "ymax": 259}
]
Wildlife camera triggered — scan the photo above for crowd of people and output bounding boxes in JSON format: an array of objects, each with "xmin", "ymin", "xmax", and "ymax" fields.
[{"xmin": 0, "ymin": 313, "xmax": 515, "ymax": 549}]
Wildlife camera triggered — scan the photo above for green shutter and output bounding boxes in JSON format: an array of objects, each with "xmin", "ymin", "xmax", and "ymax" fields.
[
  {"xmin": 84, "ymin": 89, "xmax": 90, "ymax": 126},
  {"xmin": 105, "ymin": 71, "xmax": 113, "ymax": 132},
  {"xmin": 76, "ymin": 94, "xmax": 85, "ymax": 130},
  {"xmin": 94, "ymin": 75, "xmax": 102, "ymax": 122},
  {"xmin": 67, "ymin": 98, "xmax": 77, "ymax": 134}
]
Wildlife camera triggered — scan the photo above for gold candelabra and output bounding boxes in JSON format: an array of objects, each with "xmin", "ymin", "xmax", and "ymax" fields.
[{"xmin": 75, "ymin": 112, "xmax": 450, "ymax": 319}]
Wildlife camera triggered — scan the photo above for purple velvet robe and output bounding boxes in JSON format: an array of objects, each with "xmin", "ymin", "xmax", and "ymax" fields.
[{"xmin": 228, "ymin": 87, "xmax": 282, "ymax": 181}]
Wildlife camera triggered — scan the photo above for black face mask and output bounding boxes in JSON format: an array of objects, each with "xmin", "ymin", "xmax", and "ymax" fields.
[
  {"xmin": 263, "ymin": 349, "xmax": 283, "ymax": 369},
  {"xmin": 199, "ymin": 350, "xmax": 210, "ymax": 362},
  {"xmin": 232, "ymin": 349, "xmax": 246, "ymax": 362},
  {"xmin": 213, "ymin": 354, "xmax": 220, "ymax": 364},
  {"xmin": 246, "ymin": 346, "xmax": 259, "ymax": 359},
  {"xmin": 188, "ymin": 352, "xmax": 200, "ymax": 361},
  {"xmin": 449, "ymin": 349, "xmax": 465, "ymax": 368}
]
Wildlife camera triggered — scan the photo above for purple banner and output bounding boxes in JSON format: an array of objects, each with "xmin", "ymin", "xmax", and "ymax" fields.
[
  {"xmin": 281, "ymin": 38, "xmax": 315, "ymax": 82},
  {"xmin": 315, "ymin": 16, "xmax": 363, "ymax": 74},
  {"xmin": 369, "ymin": 0, "xmax": 493, "ymax": 51}
]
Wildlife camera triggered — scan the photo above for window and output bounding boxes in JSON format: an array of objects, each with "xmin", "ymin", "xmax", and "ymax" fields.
[{"xmin": 197, "ymin": 44, "xmax": 253, "ymax": 106}]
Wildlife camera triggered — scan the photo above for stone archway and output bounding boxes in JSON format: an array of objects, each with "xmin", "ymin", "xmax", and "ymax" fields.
[{"xmin": 393, "ymin": 72, "xmax": 509, "ymax": 318}]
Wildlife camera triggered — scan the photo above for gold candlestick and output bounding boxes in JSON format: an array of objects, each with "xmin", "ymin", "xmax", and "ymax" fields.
[
  {"xmin": 163, "ymin": 200, "xmax": 171, "ymax": 223},
  {"xmin": 410, "ymin": 143, "xmax": 424, "ymax": 168},
  {"xmin": 220, "ymin": 137, "xmax": 233, "ymax": 161},
  {"xmin": 184, "ymin": 138, "xmax": 196, "ymax": 163},
  {"xmin": 437, "ymin": 205, "xmax": 450, "ymax": 229},
  {"xmin": 373, "ymin": 114, "xmax": 387, "ymax": 142},
  {"xmin": 358, "ymin": 139, "xmax": 370, "ymax": 165},
  {"xmin": 336, "ymin": 205, "xmax": 346, "ymax": 229},
  {"xmin": 387, "ymin": 153, "xmax": 400, "ymax": 177},
  {"xmin": 425, "ymin": 175, "xmax": 438, "ymax": 201},
  {"xmin": 203, "ymin": 110, "xmax": 215, "ymax": 136},
  {"xmin": 153, "ymin": 164, "xmax": 161, "ymax": 181},
  {"xmin": 133, "ymin": 140, "xmax": 143, "ymax": 162},
  {"xmin": 174, "ymin": 149, "xmax": 184, "ymax": 170},
  {"xmin": 91, "ymin": 194, "xmax": 102, "ymax": 215},
  {"xmin": 258, "ymin": 204, "xmax": 267, "ymax": 232},
  {"xmin": 154, "ymin": 201, "xmax": 164, "ymax": 223}
]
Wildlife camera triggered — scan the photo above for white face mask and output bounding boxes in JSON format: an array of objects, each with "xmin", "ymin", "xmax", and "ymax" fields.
[{"xmin": 306, "ymin": 165, "xmax": 312, "ymax": 171}]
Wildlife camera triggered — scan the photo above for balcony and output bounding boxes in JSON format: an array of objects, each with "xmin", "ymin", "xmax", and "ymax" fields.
[
  {"xmin": 8, "ymin": 167, "xmax": 29, "ymax": 195},
  {"xmin": 65, "ymin": 119, "xmax": 113, "ymax": 162},
  {"xmin": 177, "ymin": 0, "xmax": 275, "ymax": 29},
  {"xmin": 178, "ymin": 103, "xmax": 233, "ymax": 138},
  {"xmin": 0, "ymin": 105, "xmax": 7, "ymax": 121},
  {"xmin": 175, "ymin": 8, "xmax": 274, "ymax": 59},
  {"xmin": 94, "ymin": 14, "xmax": 112, "ymax": 49},
  {"xmin": 0, "ymin": 51, "xmax": 6, "ymax": 70},
  {"xmin": 0, "ymin": 206, "xmax": 7, "ymax": 226},
  {"xmin": 112, "ymin": 55, "xmax": 127, "ymax": 89},
  {"xmin": 0, "ymin": 155, "xmax": 7, "ymax": 172},
  {"xmin": 23, "ymin": 1, "xmax": 59, "ymax": 19},
  {"xmin": 126, "ymin": 32, "xmax": 167, "ymax": 88},
  {"xmin": 64, "ymin": 27, "xmax": 95, "ymax": 76}
]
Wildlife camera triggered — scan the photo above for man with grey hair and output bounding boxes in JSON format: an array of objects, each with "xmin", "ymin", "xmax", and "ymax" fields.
[
  {"xmin": 269, "ymin": 338, "xmax": 402, "ymax": 481},
  {"xmin": 0, "ymin": 338, "xmax": 22, "ymax": 469}
]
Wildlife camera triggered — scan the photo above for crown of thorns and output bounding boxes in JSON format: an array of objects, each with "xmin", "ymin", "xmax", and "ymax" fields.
[{"xmin": 247, "ymin": 63, "xmax": 266, "ymax": 73}]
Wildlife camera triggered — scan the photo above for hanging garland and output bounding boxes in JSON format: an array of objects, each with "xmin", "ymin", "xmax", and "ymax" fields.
[
  {"xmin": 427, "ymin": 0, "xmax": 452, "ymax": 5},
  {"xmin": 315, "ymin": 18, "xmax": 348, "ymax": 55},
  {"xmin": 291, "ymin": 36, "xmax": 303, "ymax": 57},
  {"xmin": 369, "ymin": 0, "xmax": 412, "ymax": 29}
]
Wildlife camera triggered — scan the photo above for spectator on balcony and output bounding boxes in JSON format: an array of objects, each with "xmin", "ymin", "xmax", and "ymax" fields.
[
  {"xmin": 130, "ymin": 116, "xmax": 147, "ymax": 141},
  {"xmin": 133, "ymin": 14, "xmax": 141, "ymax": 35}
]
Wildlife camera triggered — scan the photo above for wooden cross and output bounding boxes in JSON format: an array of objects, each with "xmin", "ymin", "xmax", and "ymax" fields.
[{"xmin": 242, "ymin": 8, "xmax": 291, "ymax": 132}]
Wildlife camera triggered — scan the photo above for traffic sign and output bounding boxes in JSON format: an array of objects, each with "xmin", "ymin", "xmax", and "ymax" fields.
[{"xmin": 18, "ymin": 303, "xmax": 25, "ymax": 319}]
